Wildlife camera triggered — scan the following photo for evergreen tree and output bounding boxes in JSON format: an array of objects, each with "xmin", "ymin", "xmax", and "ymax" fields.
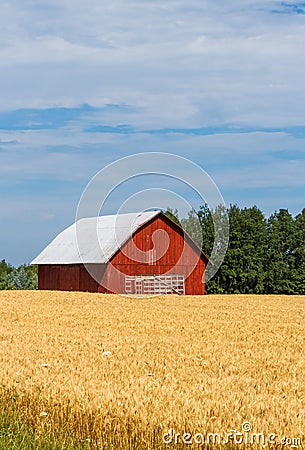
[
  {"xmin": 0, "ymin": 262, "xmax": 37, "ymax": 290},
  {"xmin": 0, "ymin": 260, "xmax": 14, "ymax": 289}
]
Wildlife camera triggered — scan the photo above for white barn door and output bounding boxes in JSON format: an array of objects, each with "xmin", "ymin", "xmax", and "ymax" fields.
[{"xmin": 125, "ymin": 274, "xmax": 185, "ymax": 295}]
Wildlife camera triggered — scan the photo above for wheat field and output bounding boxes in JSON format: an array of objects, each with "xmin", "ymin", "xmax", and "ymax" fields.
[{"xmin": 0, "ymin": 291, "xmax": 304, "ymax": 449}]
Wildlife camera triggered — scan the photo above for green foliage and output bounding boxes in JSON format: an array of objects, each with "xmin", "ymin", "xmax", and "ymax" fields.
[
  {"xmin": 181, "ymin": 208, "xmax": 205, "ymax": 248},
  {"xmin": 0, "ymin": 260, "xmax": 37, "ymax": 290},
  {"xmin": 265, "ymin": 209, "xmax": 298, "ymax": 294},
  {"xmin": 210, "ymin": 205, "xmax": 268, "ymax": 294},
  {"xmin": 175, "ymin": 205, "xmax": 305, "ymax": 294}
]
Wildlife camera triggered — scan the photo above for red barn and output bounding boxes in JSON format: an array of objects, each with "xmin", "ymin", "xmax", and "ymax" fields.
[{"xmin": 32, "ymin": 211, "xmax": 208, "ymax": 295}]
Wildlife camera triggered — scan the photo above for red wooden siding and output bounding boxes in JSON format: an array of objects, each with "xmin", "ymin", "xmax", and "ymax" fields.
[
  {"xmin": 38, "ymin": 264, "xmax": 107, "ymax": 292},
  {"xmin": 38, "ymin": 213, "xmax": 207, "ymax": 295},
  {"xmin": 102, "ymin": 215, "xmax": 206, "ymax": 295}
]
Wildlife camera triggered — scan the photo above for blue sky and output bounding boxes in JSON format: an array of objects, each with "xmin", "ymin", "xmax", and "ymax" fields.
[{"xmin": 1, "ymin": 0, "xmax": 305, "ymax": 265}]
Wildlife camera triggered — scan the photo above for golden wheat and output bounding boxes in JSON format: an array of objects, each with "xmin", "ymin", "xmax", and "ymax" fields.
[{"xmin": 0, "ymin": 291, "xmax": 304, "ymax": 448}]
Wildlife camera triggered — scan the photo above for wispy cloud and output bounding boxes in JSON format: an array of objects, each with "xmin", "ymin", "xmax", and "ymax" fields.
[{"xmin": 271, "ymin": 2, "xmax": 305, "ymax": 14}]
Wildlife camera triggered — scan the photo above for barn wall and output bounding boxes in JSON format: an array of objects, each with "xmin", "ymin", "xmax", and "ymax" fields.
[
  {"xmin": 38, "ymin": 265, "xmax": 61, "ymax": 290},
  {"xmin": 38, "ymin": 265, "xmax": 79, "ymax": 291},
  {"xmin": 38, "ymin": 264, "xmax": 107, "ymax": 292},
  {"xmin": 59, "ymin": 266, "xmax": 80, "ymax": 291},
  {"xmin": 104, "ymin": 215, "xmax": 206, "ymax": 295},
  {"xmin": 79, "ymin": 264, "xmax": 107, "ymax": 293}
]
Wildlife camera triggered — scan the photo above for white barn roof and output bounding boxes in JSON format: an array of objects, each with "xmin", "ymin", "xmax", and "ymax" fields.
[{"xmin": 31, "ymin": 211, "xmax": 160, "ymax": 265}]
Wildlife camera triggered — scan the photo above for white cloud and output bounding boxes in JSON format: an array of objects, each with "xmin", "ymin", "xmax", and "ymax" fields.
[
  {"xmin": 0, "ymin": 0, "xmax": 305, "ymax": 127},
  {"xmin": 1, "ymin": 0, "xmax": 305, "ymax": 263}
]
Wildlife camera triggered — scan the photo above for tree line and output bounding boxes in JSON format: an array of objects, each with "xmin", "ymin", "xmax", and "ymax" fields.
[
  {"xmin": 2, "ymin": 204, "xmax": 305, "ymax": 293},
  {"xmin": 167, "ymin": 205, "xmax": 305, "ymax": 294}
]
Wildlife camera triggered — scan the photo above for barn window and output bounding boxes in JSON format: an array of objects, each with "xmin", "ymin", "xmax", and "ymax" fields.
[{"xmin": 125, "ymin": 274, "xmax": 185, "ymax": 295}]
